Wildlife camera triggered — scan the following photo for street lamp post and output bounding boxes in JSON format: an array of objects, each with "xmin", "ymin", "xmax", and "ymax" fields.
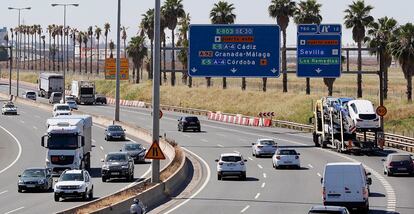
[
  {"xmin": 51, "ymin": 3, "xmax": 79, "ymax": 103},
  {"xmin": 8, "ymin": 7, "xmax": 31, "ymax": 97},
  {"xmin": 115, "ymin": 0, "xmax": 121, "ymax": 121}
]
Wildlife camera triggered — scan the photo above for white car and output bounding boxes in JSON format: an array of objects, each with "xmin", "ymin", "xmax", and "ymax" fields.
[
  {"xmin": 272, "ymin": 148, "xmax": 301, "ymax": 169},
  {"xmin": 346, "ymin": 100, "xmax": 380, "ymax": 130},
  {"xmin": 54, "ymin": 169, "xmax": 93, "ymax": 202},
  {"xmin": 216, "ymin": 153, "xmax": 247, "ymax": 180},
  {"xmin": 1, "ymin": 102, "xmax": 17, "ymax": 115},
  {"xmin": 52, "ymin": 104, "xmax": 72, "ymax": 117},
  {"xmin": 66, "ymin": 101, "xmax": 78, "ymax": 110},
  {"xmin": 252, "ymin": 138, "xmax": 278, "ymax": 157}
]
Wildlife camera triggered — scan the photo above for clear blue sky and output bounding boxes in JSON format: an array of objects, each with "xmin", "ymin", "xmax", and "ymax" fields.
[{"xmin": 1, "ymin": 0, "xmax": 413, "ymax": 45}]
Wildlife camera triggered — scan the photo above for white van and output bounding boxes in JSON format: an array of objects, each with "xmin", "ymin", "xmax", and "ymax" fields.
[{"xmin": 322, "ymin": 162, "xmax": 372, "ymax": 213}]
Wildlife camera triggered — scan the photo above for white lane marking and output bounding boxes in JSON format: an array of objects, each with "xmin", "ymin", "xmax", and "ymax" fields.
[
  {"xmin": 217, "ymin": 144, "xmax": 224, "ymax": 148},
  {"xmin": 20, "ymin": 120, "xmax": 25, "ymax": 124},
  {"xmin": 92, "ymin": 139, "xmax": 96, "ymax": 143},
  {"xmin": 100, "ymin": 146, "xmax": 104, "ymax": 151},
  {"xmin": 34, "ymin": 115, "xmax": 41, "ymax": 119},
  {"xmin": 20, "ymin": 111, "xmax": 25, "ymax": 114},
  {"xmin": 261, "ymin": 183, "xmax": 266, "ymax": 188},
  {"xmin": 239, "ymin": 139, "xmax": 248, "ymax": 142},
  {"xmin": 317, "ymin": 173, "xmax": 322, "ymax": 177},
  {"xmin": 4, "ymin": 206, "xmax": 24, "ymax": 214},
  {"xmin": 254, "ymin": 193, "xmax": 260, "ymax": 199},
  {"xmin": 248, "ymin": 157, "xmax": 253, "ymax": 161},
  {"xmin": 0, "ymin": 190, "xmax": 8, "ymax": 195},
  {"xmin": 201, "ymin": 139, "xmax": 208, "ymax": 143},
  {"xmin": 257, "ymin": 164, "xmax": 263, "ymax": 169},
  {"xmin": 32, "ymin": 126, "xmax": 38, "ymax": 130},
  {"xmin": 263, "ymin": 173, "xmax": 267, "ymax": 178},
  {"xmin": 240, "ymin": 205, "xmax": 250, "ymax": 213},
  {"xmin": 234, "ymin": 150, "xmax": 240, "ymax": 153},
  {"xmin": 308, "ymin": 164, "xmax": 313, "ymax": 169},
  {"xmin": 182, "ymin": 134, "xmax": 191, "ymax": 138},
  {"xmin": 0, "ymin": 125, "xmax": 22, "ymax": 175},
  {"xmin": 164, "ymin": 147, "xmax": 211, "ymax": 214},
  {"xmin": 216, "ymin": 133, "xmax": 226, "ymax": 137}
]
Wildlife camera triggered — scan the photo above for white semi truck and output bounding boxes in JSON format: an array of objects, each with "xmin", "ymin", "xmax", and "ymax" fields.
[
  {"xmin": 41, "ymin": 115, "xmax": 92, "ymax": 175},
  {"xmin": 71, "ymin": 80, "xmax": 95, "ymax": 104},
  {"xmin": 38, "ymin": 73, "xmax": 64, "ymax": 99}
]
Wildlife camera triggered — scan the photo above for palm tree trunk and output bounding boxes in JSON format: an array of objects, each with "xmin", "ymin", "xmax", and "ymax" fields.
[
  {"xmin": 66, "ymin": 33, "xmax": 69, "ymax": 72},
  {"xmin": 48, "ymin": 35, "xmax": 51, "ymax": 71},
  {"xmin": 97, "ymin": 38, "xmax": 100, "ymax": 74},
  {"xmin": 136, "ymin": 65, "xmax": 140, "ymax": 84},
  {"xmin": 171, "ymin": 30, "xmax": 176, "ymax": 86},
  {"xmin": 90, "ymin": 36, "xmax": 93, "ymax": 74},
  {"xmin": 407, "ymin": 74, "xmax": 412, "ymax": 102},
  {"xmin": 23, "ymin": 34, "xmax": 26, "ymax": 69},
  {"xmin": 384, "ymin": 68, "xmax": 388, "ymax": 99},
  {"xmin": 53, "ymin": 38, "xmax": 56, "ymax": 71},
  {"xmin": 123, "ymin": 39, "xmax": 127, "ymax": 58},
  {"xmin": 79, "ymin": 42, "xmax": 82, "ymax": 73},
  {"xmin": 282, "ymin": 29, "xmax": 288, "ymax": 93},
  {"xmin": 222, "ymin": 77, "xmax": 227, "ymax": 89},
  {"xmin": 306, "ymin": 78, "xmax": 310, "ymax": 95},
  {"xmin": 241, "ymin": 77, "xmax": 246, "ymax": 90},
  {"xmin": 85, "ymin": 45, "xmax": 88, "ymax": 74},
  {"xmin": 43, "ymin": 41, "xmax": 46, "ymax": 71},
  {"xmin": 162, "ymin": 38, "xmax": 166, "ymax": 82},
  {"xmin": 73, "ymin": 36, "xmax": 76, "ymax": 73},
  {"xmin": 31, "ymin": 34, "xmax": 34, "ymax": 70},
  {"xmin": 132, "ymin": 66, "xmax": 135, "ymax": 83},
  {"xmin": 150, "ymin": 39, "xmax": 154, "ymax": 80},
  {"xmin": 34, "ymin": 34, "xmax": 37, "ymax": 70},
  {"xmin": 357, "ymin": 41, "xmax": 362, "ymax": 98},
  {"xmin": 206, "ymin": 77, "xmax": 211, "ymax": 87},
  {"xmin": 188, "ymin": 76, "xmax": 192, "ymax": 88},
  {"xmin": 262, "ymin": 77, "xmax": 267, "ymax": 92},
  {"xmin": 57, "ymin": 34, "xmax": 60, "ymax": 72}
]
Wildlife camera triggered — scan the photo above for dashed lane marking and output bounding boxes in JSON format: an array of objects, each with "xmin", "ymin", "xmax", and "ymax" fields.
[
  {"xmin": 4, "ymin": 207, "xmax": 24, "ymax": 214},
  {"xmin": 261, "ymin": 183, "xmax": 266, "ymax": 188},
  {"xmin": 248, "ymin": 157, "xmax": 253, "ymax": 161},
  {"xmin": 182, "ymin": 134, "xmax": 191, "ymax": 138},
  {"xmin": 240, "ymin": 205, "xmax": 250, "ymax": 213},
  {"xmin": 92, "ymin": 139, "xmax": 96, "ymax": 143},
  {"xmin": 308, "ymin": 164, "xmax": 313, "ymax": 169},
  {"xmin": 257, "ymin": 164, "xmax": 263, "ymax": 169},
  {"xmin": 317, "ymin": 173, "xmax": 322, "ymax": 177},
  {"xmin": 254, "ymin": 193, "xmax": 260, "ymax": 199},
  {"xmin": 20, "ymin": 120, "xmax": 25, "ymax": 124},
  {"xmin": 100, "ymin": 146, "xmax": 104, "ymax": 151},
  {"xmin": 32, "ymin": 126, "xmax": 38, "ymax": 130},
  {"xmin": 217, "ymin": 144, "xmax": 224, "ymax": 148},
  {"xmin": 201, "ymin": 139, "xmax": 208, "ymax": 143},
  {"xmin": 0, "ymin": 190, "xmax": 8, "ymax": 195},
  {"xmin": 263, "ymin": 173, "xmax": 267, "ymax": 178},
  {"xmin": 34, "ymin": 115, "xmax": 41, "ymax": 119}
]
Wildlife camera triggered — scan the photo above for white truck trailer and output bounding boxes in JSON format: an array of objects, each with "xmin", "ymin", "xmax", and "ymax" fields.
[
  {"xmin": 71, "ymin": 80, "xmax": 95, "ymax": 104},
  {"xmin": 38, "ymin": 73, "xmax": 64, "ymax": 99},
  {"xmin": 41, "ymin": 115, "xmax": 92, "ymax": 175}
]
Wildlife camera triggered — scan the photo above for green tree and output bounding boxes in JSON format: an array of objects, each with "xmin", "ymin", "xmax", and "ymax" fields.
[
  {"xmin": 104, "ymin": 23, "xmax": 111, "ymax": 61},
  {"xmin": 210, "ymin": 1, "xmax": 236, "ymax": 89},
  {"xmin": 269, "ymin": 0, "xmax": 297, "ymax": 93},
  {"xmin": 77, "ymin": 31, "xmax": 83, "ymax": 73},
  {"xmin": 88, "ymin": 26, "xmax": 93, "ymax": 73},
  {"xmin": 95, "ymin": 26, "xmax": 102, "ymax": 74},
  {"xmin": 126, "ymin": 35, "xmax": 148, "ymax": 83},
  {"xmin": 294, "ymin": 0, "xmax": 323, "ymax": 95},
  {"xmin": 344, "ymin": 0, "xmax": 374, "ymax": 98},
  {"xmin": 70, "ymin": 28, "xmax": 78, "ymax": 73},
  {"xmin": 83, "ymin": 32, "xmax": 89, "ymax": 73},
  {"xmin": 140, "ymin": 9, "xmax": 154, "ymax": 79},
  {"xmin": 162, "ymin": 0, "xmax": 186, "ymax": 86},
  {"xmin": 109, "ymin": 40, "xmax": 115, "ymax": 58},
  {"xmin": 388, "ymin": 23, "xmax": 414, "ymax": 102},
  {"xmin": 3, "ymin": 33, "xmax": 9, "ymax": 69},
  {"xmin": 365, "ymin": 16, "xmax": 398, "ymax": 99},
  {"xmin": 177, "ymin": 13, "xmax": 191, "ymax": 86}
]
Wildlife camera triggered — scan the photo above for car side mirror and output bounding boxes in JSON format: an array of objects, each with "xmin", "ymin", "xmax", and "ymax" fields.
[
  {"xmin": 18, "ymin": 175, "xmax": 21, "ymax": 177},
  {"xmin": 119, "ymin": 149, "xmax": 122, "ymax": 152},
  {"xmin": 320, "ymin": 178, "xmax": 323, "ymax": 184},
  {"xmin": 381, "ymin": 159, "xmax": 386, "ymax": 162},
  {"xmin": 100, "ymin": 159, "xmax": 105, "ymax": 162},
  {"xmin": 41, "ymin": 135, "xmax": 47, "ymax": 148},
  {"xmin": 215, "ymin": 159, "xmax": 219, "ymax": 162},
  {"xmin": 251, "ymin": 143, "xmax": 255, "ymax": 145},
  {"xmin": 366, "ymin": 172, "xmax": 371, "ymax": 176},
  {"xmin": 367, "ymin": 177, "xmax": 372, "ymax": 185},
  {"xmin": 105, "ymin": 129, "xmax": 107, "ymax": 131},
  {"xmin": 244, "ymin": 159, "xmax": 247, "ymax": 162},
  {"xmin": 54, "ymin": 179, "xmax": 58, "ymax": 183}
]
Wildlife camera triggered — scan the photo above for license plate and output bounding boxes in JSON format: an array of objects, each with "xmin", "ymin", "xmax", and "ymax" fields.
[
  {"xmin": 111, "ymin": 172, "xmax": 120, "ymax": 175},
  {"xmin": 284, "ymin": 161, "xmax": 292, "ymax": 164},
  {"xmin": 27, "ymin": 185, "xmax": 36, "ymax": 188},
  {"xmin": 113, "ymin": 136, "xmax": 121, "ymax": 138},
  {"xmin": 398, "ymin": 168, "xmax": 406, "ymax": 170}
]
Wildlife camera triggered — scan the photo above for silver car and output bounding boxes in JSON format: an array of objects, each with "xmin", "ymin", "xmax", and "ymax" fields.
[
  {"xmin": 66, "ymin": 101, "xmax": 78, "ymax": 110},
  {"xmin": 1, "ymin": 102, "xmax": 17, "ymax": 115},
  {"xmin": 252, "ymin": 139, "xmax": 277, "ymax": 157}
]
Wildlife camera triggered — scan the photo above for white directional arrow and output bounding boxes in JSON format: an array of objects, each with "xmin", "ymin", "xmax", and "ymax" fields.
[
  {"xmin": 270, "ymin": 68, "xmax": 277, "ymax": 73},
  {"xmin": 230, "ymin": 68, "xmax": 237, "ymax": 73},
  {"xmin": 191, "ymin": 67, "xmax": 197, "ymax": 73},
  {"xmin": 315, "ymin": 68, "xmax": 322, "ymax": 73}
]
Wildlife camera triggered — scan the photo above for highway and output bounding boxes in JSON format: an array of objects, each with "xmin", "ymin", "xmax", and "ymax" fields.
[
  {"xmin": 1, "ymin": 82, "xmax": 414, "ymax": 214},
  {"xmin": 0, "ymin": 91, "xmax": 166, "ymax": 214}
]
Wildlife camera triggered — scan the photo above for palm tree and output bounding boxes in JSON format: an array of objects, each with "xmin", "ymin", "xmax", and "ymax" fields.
[
  {"xmin": 294, "ymin": 0, "xmax": 322, "ymax": 95},
  {"xmin": 3, "ymin": 33, "xmax": 9, "ymax": 69},
  {"xmin": 77, "ymin": 31, "xmax": 83, "ymax": 73},
  {"xmin": 141, "ymin": 9, "xmax": 155, "ymax": 80},
  {"xmin": 51, "ymin": 26, "xmax": 58, "ymax": 71},
  {"xmin": 127, "ymin": 35, "xmax": 148, "ymax": 83},
  {"xmin": 121, "ymin": 26, "xmax": 127, "ymax": 58},
  {"xmin": 83, "ymin": 32, "xmax": 89, "ymax": 74},
  {"xmin": 162, "ymin": 0, "xmax": 185, "ymax": 86},
  {"xmin": 388, "ymin": 23, "xmax": 414, "ymax": 102},
  {"xmin": 95, "ymin": 26, "xmax": 102, "ymax": 74},
  {"xmin": 88, "ymin": 26, "xmax": 93, "ymax": 73},
  {"xmin": 366, "ymin": 17, "xmax": 398, "ymax": 99},
  {"xmin": 344, "ymin": 0, "xmax": 374, "ymax": 98},
  {"xmin": 57, "ymin": 26, "xmax": 63, "ymax": 71},
  {"xmin": 65, "ymin": 26, "xmax": 70, "ymax": 72},
  {"xmin": 109, "ymin": 40, "xmax": 115, "ymax": 58},
  {"xmin": 70, "ymin": 28, "xmax": 77, "ymax": 73},
  {"xmin": 210, "ymin": 1, "xmax": 236, "ymax": 89},
  {"xmin": 177, "ymin": 13, "xmax": 191, "ymax": 86},
  {"xmin": 47, "ymin": 25, "xmax": 54, "ymax": 71},
  {"xmin": 41, "ymin": 35, "xmax": 46, "ymax": 71},
  {"xmin": 22, "ymin": 25, "xmax": 27, "ymax": 69},
  {"xmin": 10, "ymin": 28, "xmax": 14, "ymax": 64},
  {"xmin": 104, "ymin": 23, "xmax": 111, "ymax": 61},
  {"xmin": 269, "ymin": 0, "xmax": 296, "ymax": 93},
  {"xmin": 36, "ymin": 25, "xmax": 42, "ymax": 71}
]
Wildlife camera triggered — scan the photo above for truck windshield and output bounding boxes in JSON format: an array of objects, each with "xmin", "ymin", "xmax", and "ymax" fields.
[
  {"xmin": 48, "ymin": 134, "xmax": 78, "ymax": 149},
  {"xmin": 80, "ymin": 88, "xmax": 94, "ymax": 94},
  {"xmin": 56, "ymin": 105, "xmax": 70, "ymax": 111}
]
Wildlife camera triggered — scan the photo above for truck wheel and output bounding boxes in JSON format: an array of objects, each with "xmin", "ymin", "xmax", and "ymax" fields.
[
  {"xmin": 18, "ymin": 187, "xmax": 22, "ymax": 193},
  {"xmin": 313, "ymin": 132, "xmax": 320, "ymax": 147},
  {"xmin": 82, "ymin": 189, "xmax": 88, "ymax": 200},
  {"xmin": 54, "ymin": 194, "xmax": 60, "ymax": 202},
  {"xmin": 102, "ymin": 176, "xmax": 107, "ymax": 182},
  {"xmin": 88, "ymin": 188, "xmax": 93, "ymax": 200},
  {"xmin": 241, "ymin": 172, "xmax": 247, "ymax": 180},
  {"xmin": 217, "ymin": 173, "xmax": 222, "ymax": 180}
]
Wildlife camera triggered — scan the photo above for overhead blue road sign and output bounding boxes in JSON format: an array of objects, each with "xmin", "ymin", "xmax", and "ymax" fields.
[
  {"xmin": 297, "ymin": 24, "xmax": 342, "ymax": 78},
  {"xmin": 189, "ymin": 24, "xmax": 280, "ymax": 77}
]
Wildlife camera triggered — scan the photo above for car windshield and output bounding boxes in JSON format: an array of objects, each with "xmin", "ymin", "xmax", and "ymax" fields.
[
  {"xmin": 108, "ymin": 126, "xmax": 123, "ymax": 131},
  {"xmin": 67, "ymin": 101, "xmax": 75, "ymax": 104},
  {"xmin": 185, "ymin": 117, "xmax": 199, "ymax": 122},
  {"xmin": 22, "ymin": 169, "xmax": 45, "ymax": 178},
  {"xmin": 60, "ymin": 172, "xmax": 83, "ymax": 181},
  {"xmin": 309, "ymin": 211, "xmax": 343, "ymax": 214},
  {"xmin": 4, "ymin": 104, "xmax": 14, "ymax": 108},
  {"xmin": 26, "ymin": 92, "xmax": 35, "ymax": 96},
  {"xmin": 106, "ymin": 154, "xmax": 127, "ymax": 162},
  {"xmin": 56, "ymin": 105, "xmax": 70, "ymax": 111},
  {"xmin": 278, "ymin": 150, "xmax": 297, "ymax": 155},
  {"xmin": 221, "ymin": 156, "xmax": 242, "ymax": 162},
  {"xmin": 390, "ymin": 155, "xmax": 412, "ymax": 162},
  {"xmin": 259, "ymin": 140, "xmax": 275, "ymax": 146},
  {"xmin": 124, "ymin": 144, "xmax": 142, "ymax": 151},
  {"xmin": 54, "ymin": 93, "xmax": 62, "ymax": 98}
]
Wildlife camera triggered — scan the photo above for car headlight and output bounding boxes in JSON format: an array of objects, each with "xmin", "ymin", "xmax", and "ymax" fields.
[
  {"xmin": 18, "ymin": 180, "xmax": 24, "ymax": 184},
  {"xmin": 102, "ymin": 165, "xmax": 109, "ymax": 170},
  {"xmin": 38, "ymin": 180, "xmax": 45, "ymax": 184},
  {"xmin": 121, "ymin": 165, "xmax": 129, "ymax": 169},
  {"xmin": 107, "ymin": 133, "xmax": 112, "ymax": 136}
]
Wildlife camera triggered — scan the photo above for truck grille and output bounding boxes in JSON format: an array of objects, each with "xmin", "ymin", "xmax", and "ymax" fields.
[{"xmin": 51, "ymin": 155, "xmax": 74, "ymax": 165}]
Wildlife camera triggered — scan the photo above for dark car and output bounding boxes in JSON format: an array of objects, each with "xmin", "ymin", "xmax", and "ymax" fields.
[
  {"xmin": 95, "ymin": 94, "xmax": 107, "ymax": 104},
  {"xmin": 308, "ymin": 205, "xmax": 350, "ymax": 214},
  {"xmin": 24, "ymin": 91, "xmax": 37, "ymax": 101},
  {"xmin": 178, "ymin": 116, "xmax": 201, "ymax": 132},
  {"xmin": 121, "ymin": 143, "xmax": 146, "ymax": 163},
  {"xmin": 101, "ymin": 152, "xmax": 134, "ymax": 182},
  {"xmin": 383, "ymin": 153, "xmax": 414, "ymax": 176},
  {"xmin": 105, "ymin": 125, "xmax": 126, "ymax": 141},
  {"xmin": 18, "ymin": 167, "xmax": 53, "ymax": 192}
]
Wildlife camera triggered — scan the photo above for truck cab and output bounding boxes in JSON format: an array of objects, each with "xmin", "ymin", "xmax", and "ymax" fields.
[{"xmin": 42, "ymin": 115, "xmax": 92, "ymax": 175}]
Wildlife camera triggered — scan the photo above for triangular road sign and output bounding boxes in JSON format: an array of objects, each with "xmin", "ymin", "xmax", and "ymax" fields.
[{"xmin": 145, "ymin": 142, "xmax": 166, "ymax": 160}]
